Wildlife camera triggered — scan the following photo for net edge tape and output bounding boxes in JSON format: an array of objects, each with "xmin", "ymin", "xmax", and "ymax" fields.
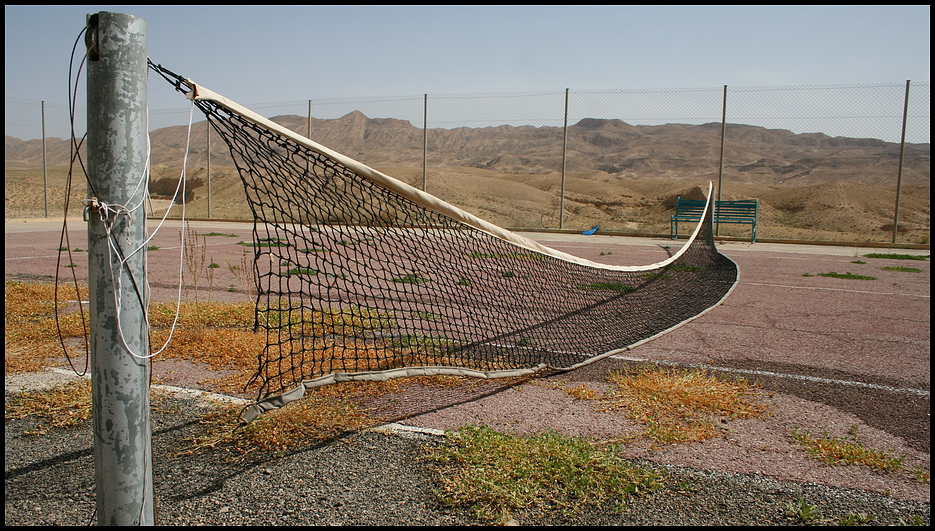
[{"xmin": 185, "ymin": 81, "xmax": 712, "ymax": 272}]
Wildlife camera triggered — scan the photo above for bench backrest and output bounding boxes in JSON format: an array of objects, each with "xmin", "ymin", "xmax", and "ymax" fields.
[
  {"xmin": 674, "ymin": 197, "xmax": 758, "ymax": 220},
  {"xmin": 714, "ymin": 199, "xmax": 758, "ymax": 220}
]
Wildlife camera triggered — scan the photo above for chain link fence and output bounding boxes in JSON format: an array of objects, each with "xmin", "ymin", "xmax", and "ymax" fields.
[{"xmin": 5, "ymin": 82, "xmax": 929, "ymax": 245}]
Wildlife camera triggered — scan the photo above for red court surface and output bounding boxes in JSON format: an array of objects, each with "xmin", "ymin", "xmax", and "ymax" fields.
[{"xmin": 5, "ymin": 218, "xmax": 930, "ymax": 501}]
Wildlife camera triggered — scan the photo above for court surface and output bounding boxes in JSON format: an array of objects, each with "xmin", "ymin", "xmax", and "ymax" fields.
[{"xmin": 5, "ymin": 218, "xmax": 930, "ymax": 500}]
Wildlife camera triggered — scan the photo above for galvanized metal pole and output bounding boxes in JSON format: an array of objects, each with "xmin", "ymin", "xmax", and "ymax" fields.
[
  {"xmin": 891, "ymin": 80, "xmax": 910, "ymax": 244},
  {"xmin": 560, "ymin": 88, "xmax": 569, "ymax": 230},
  {"xmin": 85, "ymin": 11, "xmax": 154, "ymax": 526},
  {"xmin": 422, "ymin": 94, "xmax": 428, "ymax": 191},
  {"xmin": 716, "ymin": 85, "xmax": 727, "ymax": 237},
  {"xmin": 41, "ymin": 101, "xmax": 50, "ymax": 218}
]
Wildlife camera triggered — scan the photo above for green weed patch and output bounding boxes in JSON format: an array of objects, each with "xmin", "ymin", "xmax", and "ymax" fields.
[
  {"xmin": 424, "ymin": 425, "xmax": 665, "ymax": 522},
  {"xmin": 817, "ymin": 272, "xmax": 876, "ymax": 280}
]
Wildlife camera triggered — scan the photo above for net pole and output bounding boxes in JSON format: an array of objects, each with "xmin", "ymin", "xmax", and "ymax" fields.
[{"xmin": 85, "ymin": 11, "xmax": 154, "ymax": 526}]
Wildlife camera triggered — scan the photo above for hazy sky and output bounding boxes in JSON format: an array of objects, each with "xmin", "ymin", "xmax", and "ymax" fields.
[{"xmin": 4, "ymin": 5, "xmax": 931, "ymax": 140}]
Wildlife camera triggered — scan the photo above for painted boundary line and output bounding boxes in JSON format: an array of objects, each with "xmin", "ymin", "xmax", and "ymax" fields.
[
  {"xmin": 611, "ymin": 356, "xmax": 930, "ymax": 397},
  {"xmin": 11, "ymin": 360, "xmax": 925, "ymax": 444},
  {"xmin": 741, "ymin": 281, "xmax": 931, "ymax": 298},
  {"xmin": 13, "ymin": 368, "xmax": 448, "ymax": 439}
]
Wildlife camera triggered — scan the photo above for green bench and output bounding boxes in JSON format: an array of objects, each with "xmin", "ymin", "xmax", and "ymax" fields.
[{"xmin": 670, "ymin": 197, "xmax": 759, "ymax": 242}]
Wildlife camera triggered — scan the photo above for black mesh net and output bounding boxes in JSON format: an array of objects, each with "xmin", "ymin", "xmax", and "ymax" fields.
[{"xmin": 150, "ymin": 64, "xmax": 739, "ymax": 422}]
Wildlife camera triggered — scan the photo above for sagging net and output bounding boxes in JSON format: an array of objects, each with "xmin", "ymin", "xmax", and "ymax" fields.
[{"xmin": 151, "ymin": 64, "xmax": 739, "ymax": 422}]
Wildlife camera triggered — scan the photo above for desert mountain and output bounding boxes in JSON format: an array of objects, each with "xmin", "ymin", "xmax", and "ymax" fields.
[
  {"xmin": 6, "ymin": 112, "xmax": 929, "ymax": 242},
  {"xmin": 6, "ymin": 112, "xmax": 930, "ymax": 187}
]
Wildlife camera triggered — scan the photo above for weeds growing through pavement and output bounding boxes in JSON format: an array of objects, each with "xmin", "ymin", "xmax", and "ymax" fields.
[
  {"xmin": 790, "ymin": 426, "xmax": 906, "ymax": 472},
  {"xmin": 566, "ymin": 366, "xmax": 765, "ymax": 445},
  {"xmin": 816, "ymin": 271, "xmax": 877, "ymax": 280},
  {"xmin": 227, "ymin": 248, "xmax": 256, "ymax": 301},
  {"xmin": 879, "ymin": 265, "xmax": 923, "ymax": 273},
  {"xmin": 862, "ymin": 253, "xmax": 929, "ymax": 261},
  {"xmin": 423, "ymin": 425, "xmax": 666, "ymax": 523},
  {"xmin": 183, "ymin": 222, "xmax": 207, "ymax": 304}
]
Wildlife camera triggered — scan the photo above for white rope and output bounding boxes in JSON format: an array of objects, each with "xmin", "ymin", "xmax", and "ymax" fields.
[{"xmin": 102, "ymin": 101, "xmax": 196, "ymax": 359}]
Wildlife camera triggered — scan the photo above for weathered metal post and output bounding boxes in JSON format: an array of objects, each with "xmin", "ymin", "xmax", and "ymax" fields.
[
  {"xmin": 560, "ymin": 88, "xmax": 569, "ymax": 230},
  {"xmin": 42, "ymin": 101, "xmax": 50, "ymax": 217},
  {"xmin": 716, "ymin": 85, "xmax": 727, "ymax": 237},
  {"xmin": 422, "ymin": 94, "xmax": 428, "ymax": 191},
  {"xmin": 891, "ymin": 80, "xmax": 910, "ymax": 244},
  {"xmin": 85, "ymin": 11, "xmax": 154, "ymax": 526}
]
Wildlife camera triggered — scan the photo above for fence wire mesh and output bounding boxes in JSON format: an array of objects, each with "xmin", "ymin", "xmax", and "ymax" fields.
[{"xmin": 4, "ymin": 82, "xmax": 930, "ymax": 244}]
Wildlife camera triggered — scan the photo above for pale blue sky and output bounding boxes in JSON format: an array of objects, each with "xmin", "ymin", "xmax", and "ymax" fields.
[{"xmin": 5, "ymin": 5, "xmax": 931, "ymax": 141}]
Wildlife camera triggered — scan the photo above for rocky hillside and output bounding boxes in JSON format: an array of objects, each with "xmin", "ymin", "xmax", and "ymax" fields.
[
  {"xmin": 6, "ymin": 111, "xmax": 930, "ymax": 186},
  {"xmin": 5, "ymin": 112, "xmax": 930, "ymax": 243}
]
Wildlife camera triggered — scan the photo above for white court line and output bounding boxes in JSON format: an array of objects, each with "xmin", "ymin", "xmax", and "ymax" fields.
[
  {"xmin": 611, "ymin": 356, "xmax": 930, "ymax": 397},
  {"xmin": 740, "ymin": 281, "xmax": 930, "ymax": 298},
  {"xmin": 40, "ymin": 368, "xmax": 448, "ymax": 438},
  {"xmin": 34, "ymin": 357, "xmax": 927, "ymax": 444},
  {"xmin": 6, "ymin": 255, "xmax": 62, "ymax": 261}
]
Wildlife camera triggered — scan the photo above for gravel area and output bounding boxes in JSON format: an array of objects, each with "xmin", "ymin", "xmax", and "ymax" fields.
[{"xmin": 4, "ymin": 379, "xmax": 931, "ymax": 526}]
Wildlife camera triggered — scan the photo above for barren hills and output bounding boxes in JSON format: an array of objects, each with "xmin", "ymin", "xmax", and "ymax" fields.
[{"xmin": 4, "ymin": 112, "xmax": 930, "ymax": 244}]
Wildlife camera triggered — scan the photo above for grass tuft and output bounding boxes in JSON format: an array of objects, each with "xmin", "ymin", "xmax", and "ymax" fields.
[
  {"xmin": 790, "ymin": 427, "xmax": 905, "ymax": 472},
  {"xmin": 862, "ymin": 253, "xmax": 928, "ymax": 261},
  {"xmin": 424, "ymin": 425, "xmax": 665, "ymax": 522},
  {"xmin": 574, "ymin": 282, "xmax": 634, "ymax": 293},
  {"xmin": 879, "ymin": 265, "xmax": 923, "ymax": 273},
  {"xmin": 817, "ymin": 271, "xmax": 877, "ymax": 280}
]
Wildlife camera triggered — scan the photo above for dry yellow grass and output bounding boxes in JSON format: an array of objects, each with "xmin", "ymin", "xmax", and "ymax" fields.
[
  {"xmin": 5, "ymin": 379, "xmax": 92, "ymax": 436},
  {"xmin": 4, "ymin": 281, "xmax": 91, "ymax": 374},
  {"xmin": 174, "ymin": 395, "xmax": 375, "ymax": 459},
  {"xmin": 565, "ymin": 365, "xmax": 766, "ymax": 445}
]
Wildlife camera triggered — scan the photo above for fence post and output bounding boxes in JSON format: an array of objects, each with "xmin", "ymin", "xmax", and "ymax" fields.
[
  {"xmin": 41, "ymin": 101, "xmax": 49, "ymax": 217},
  {"xmin": 891, "ymin": 80, "xmax": 910, "ymax": 244},
  {"xmin": 85, "ymin": 11, "xmax": 154, "ymax": 525},
  {"xmin": 560, "ymin": 88, "xmax": 569, "ymax": 230},
  {"xmin": 207, "ymin": 119, "xmax": 212, "ymax": 218},
  {"xmin": 716, "ymin": 85, "xmax": 727, "ymax": 237},
  {"xmin": 422, "ymin": 94, "xmax": 428, "ymax": 191}
]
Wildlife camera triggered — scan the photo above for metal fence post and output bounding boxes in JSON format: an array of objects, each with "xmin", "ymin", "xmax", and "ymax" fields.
[
  {"xmin": 85, "ymin": 11, "xmax": 154, "ymax": 525},
  {"xmin": 892, "ymin": 80, "xmax": 910, "ymax": 244},
  {"xmin": 422, "ymin": 94, "xmax": 428, "ymax": 191},
  {"xmin": 716, "ymin": 85, "xmax": 727, "ymax": 237},
  {"xmin": 560, "ymin": 88, "xmax": 569, "ymax": 230},
  {"xmin": 41, "ymin": 100, "xmax": 49, "ymax": 217}
]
